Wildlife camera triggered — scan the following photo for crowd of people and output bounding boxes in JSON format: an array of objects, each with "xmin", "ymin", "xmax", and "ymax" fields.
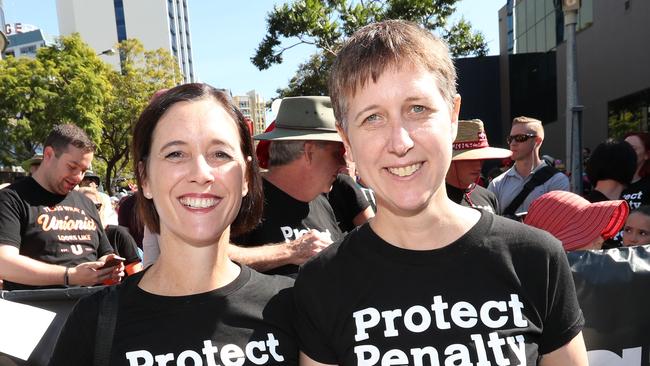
[{"xmin": 0, "ymin": 19, "xmax": 648, "ymax": 366}]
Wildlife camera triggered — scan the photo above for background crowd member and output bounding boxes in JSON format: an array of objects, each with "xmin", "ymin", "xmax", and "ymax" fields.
[
  {"xmin": 446, "ymin": 119, "xmax": 511, "ymax": 214},
  {"xmin": 117, "ymin": 193, "xmax": 144, "ymax": 247},
  {"xmin": 0, "ymin": 124, "xmax": 123, "ymax": 290},
  {"xmin": 21, "ymin": 153, "xmax": 43, "ymax": 176},
  {"xmin": 327, "ymin": 173, "xmax": 374, "ymax": 233},
  {"xmin": 584, "ymin": 139, "xmax": 636, "ymax": 202},
  {"xmin": 78, "ymin": 187, "xmax": 142, "ymax": 274},
  {"xmin": 524, "ymin": 190, "xmax": 628, "ymax": 251},
  {"xmin": 488, "ymin": 116, "xmax": 570, "ymax": 216},
  {"xmin": 50, "ymin": 83, "xmax": 297, "ymax": 365},
  {"xmin": 622, "ymin": 205, "xmax": 650, "ymax": 246},
  {"xmin": 295, "ymin": 20, "xmax": 587, "ymax": 366},
  {"xmin": 622, "ymin": 132, "xmax": 650, "ymax": 209},
  {"xmin": 256, "ymin": 121, "xmax": 374, "ymax": 234},
  {"xmin": 228, "ymin": 96, "xmax": 345, "ymax": 276}
]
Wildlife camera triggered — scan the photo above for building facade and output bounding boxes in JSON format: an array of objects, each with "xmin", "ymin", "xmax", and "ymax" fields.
[
  {"xmin": 56, "ymin": 0, "xmax": 195, "ymax": 82},
  {"xmin": 232, "ymin": 90, "xmax": 267, "ymax": 136},
  {"xmin": 0, "ymin": 0, "xmax": 7, "ymax": 57},
  {"xmin": 494, "ymin": 0, "xmax": 650, "ymax": 159},
  {"xmin": 4, "ymin": 28, "xmax": 53, "ymax": 58}
]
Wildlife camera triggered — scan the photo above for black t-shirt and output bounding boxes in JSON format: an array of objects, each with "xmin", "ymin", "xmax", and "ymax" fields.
[
  {"xmin": 232, "ymin": 178, "xmax": 343, "ymax": 276},
  {"xmin": 622, "ymin": 176, "xmax": 650, "ymax": 210},
  {"xmin": 49, "ymin": 265, "xmax": 298, "ymax": 366},
  {"xmin": 327, "ymin": 174, "xmax": 371, "ymax": 233},
  {"xmin": 294, "ymin": 211, "xmax": 584, "ymax": 365},
  {"xmin": 0, "ymin": 177, "xmax": 113, "ymax": 290},
  {"xmin": 446, "ymin": 183, "xmax": 499, "ymax": 214},
  {"xmin": 584, "ymin": 189, "xmax": 610, "ymax": 203},
  {"xmin": 105, "ymin": 224, "xmax": 140, "ymax": 264}
]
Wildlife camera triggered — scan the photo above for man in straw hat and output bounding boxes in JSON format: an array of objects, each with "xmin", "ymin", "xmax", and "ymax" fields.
[
  {"xmin": 293, "ymin": 20, "xmax": 587, "ymax": 366},
  {"xmin": 446, "ymin": 119, "xmax": 511, "ymax": 213},
  {"xmin": 228, "ymin": 96, "xmax": 346, "ymax": 277}
]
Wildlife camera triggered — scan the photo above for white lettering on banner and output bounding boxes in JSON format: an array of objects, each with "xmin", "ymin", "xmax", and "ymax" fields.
[
  {"xmin": 125, "ymin": 333, "xmax": 284, "ymax": 366},
  {"xmin": 587, "ymin": 347, "xmax": 642, "ymax": 366},
  {"xmin": 352, "ymin": 294, "xmax": 530, "ymax": 365}
]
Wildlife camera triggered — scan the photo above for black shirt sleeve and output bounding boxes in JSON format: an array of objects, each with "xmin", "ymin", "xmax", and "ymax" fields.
[
  {"xmin": 537, "ymin": 239, "xmax": 585, "ymax": 354},
  {"xmin": 105, "ymin": 225, "xmax": 140, "ymax": 263},
  {"xmin": 0, "ymin": 188, "xmax": 25, "ymax": 247}
]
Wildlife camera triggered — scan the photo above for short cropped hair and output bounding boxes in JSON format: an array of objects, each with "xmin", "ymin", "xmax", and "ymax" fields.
[
  {"xmin": 586, "ymin": 139, "xmax": 636, "ymax": 185},
  {"xmin": 131, "ymin": 83, "xmax": 263, "ymax": 237},
  {"xmin": 268, "ymin": 140, "xmax": 305, "ymax": 167},
  {"xmin": 329, "ymin": 20, "xmax": 457, "ymax": 129},
  {"xmin": 624, "ymin": 132, "xmax": 650, "ymax": 179},
  {"xmin": 512, "ymin": 116, "xmax": 544, "ymax": 141},
  {"xmin": 44, "ymin": 124, "xmax": 95, "ymax": 156}
]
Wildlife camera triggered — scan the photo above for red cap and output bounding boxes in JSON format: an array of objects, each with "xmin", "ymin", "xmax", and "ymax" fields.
[
  {"xmin": 256, "ymin": 121, "xmax": 275, "ymax": 169},
  {"xmin": 524, "ymin": 190, "xmax": 629, "ymax": 251}
]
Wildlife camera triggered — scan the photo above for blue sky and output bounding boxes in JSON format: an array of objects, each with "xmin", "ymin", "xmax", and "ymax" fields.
[{"xmin": 3, "ymin": 0, "xmax": 503, "ymax": 101}]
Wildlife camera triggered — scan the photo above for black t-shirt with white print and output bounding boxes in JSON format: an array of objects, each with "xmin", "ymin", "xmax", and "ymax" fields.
[
  {"xmin": 294, "ymin": 210, "xmax": 584, "ymax": 365},
  {"xmin": 232, "ymin": 178, "xmax": 343, "ymax": 276},
  {"xmin": 622, "ymin": 176, "xmax": 650, "ymax": 210},
  {"xmin": 0, "ymin": 177, "xmax": 113, "ymax": 290},
  {"xmin": 49, "ymin": 265, "xmax": 298, "ymax": 366}
]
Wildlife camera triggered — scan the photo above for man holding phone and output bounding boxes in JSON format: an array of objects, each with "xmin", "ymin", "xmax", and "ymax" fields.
[{"xmin": 0, "ymin": 124, "xmax": 124, "ymax": 290}]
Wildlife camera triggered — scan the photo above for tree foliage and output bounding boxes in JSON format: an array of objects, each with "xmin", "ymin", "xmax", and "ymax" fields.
[
  {"xmin": 95, "ymin": 39, "xmax": 180, "ymax": 194},
  {"xmin": 253, "ymin": 0, "xmax": 489, "ymax": 98},
  {"xmin": 0, "ymin": 34, "xmax": 112, "ymax": 165},
  {"xmin": 0, "ymin": 35, "xmax": 180, "ymax": 194}
]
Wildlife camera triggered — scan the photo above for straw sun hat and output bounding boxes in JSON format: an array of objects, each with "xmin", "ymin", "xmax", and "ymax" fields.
[{"xmin": 452, "ymin": 119, "xmax": 511, "ymax": 161}]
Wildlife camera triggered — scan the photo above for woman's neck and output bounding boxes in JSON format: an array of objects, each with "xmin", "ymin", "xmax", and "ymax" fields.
[
  {"xmin": 139, "ymin": 232, "xmax": 239, "ymax": 296},
  {"xmin": 370, "ymin": 192, "xmax": 480, "ymax": 251},
  {"xmin": 594, "ymin": 180, "xmax": 625, "ymax": 200}
]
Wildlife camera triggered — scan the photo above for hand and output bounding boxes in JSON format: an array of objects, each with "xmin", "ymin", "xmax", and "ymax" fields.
[
  {"xmin": 288, "ymin": 230, "xmax": 333, "ymax": 265},
  {"xmin": 69, "ymin": 254, "xmax": 125, "ymax": 286}
]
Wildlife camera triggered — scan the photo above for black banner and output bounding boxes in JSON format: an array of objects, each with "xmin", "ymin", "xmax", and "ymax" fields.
[{"xmin": 568, "ymin": 244, "xmax": 650, "ymax": 366}]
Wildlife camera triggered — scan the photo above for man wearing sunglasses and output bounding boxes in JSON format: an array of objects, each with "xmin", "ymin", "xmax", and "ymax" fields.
[{"xmin": 488, "ymin": 116, "xmax": 570, "ymax": 217}]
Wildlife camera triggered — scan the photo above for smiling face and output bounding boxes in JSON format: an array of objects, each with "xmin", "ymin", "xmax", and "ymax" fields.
[
  {"xmin": 42, "ymin": 145, "xmax": 93, "ymax": 195},
  {"xmin": 141, "ymin": 99, "xmax": 249, "ymax": 246},
  {"xmin": 339, "ymin": 64, "xmax": 460, "ymax": 217}
]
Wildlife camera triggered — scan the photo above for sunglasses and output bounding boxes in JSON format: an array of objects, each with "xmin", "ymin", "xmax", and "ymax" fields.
[
  {"xmin": 506, "ymin": 133, "xmax": 537, "ymax": 144},
  {"xmin": 94, "ymin": 202, "xmax": 103, "ymax": 210}
]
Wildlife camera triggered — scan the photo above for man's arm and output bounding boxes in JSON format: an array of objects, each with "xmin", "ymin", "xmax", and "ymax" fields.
[
  {"xmin": 300, "ymin": 352, "xmax": 336, "ymax": 366},
  {"xmin": 539, "ymin": 332, "xmax": 588, "ymax": 366},
  {"xmin": 228, "ymin": 229, "xmax": 332, "ymax": 272},
  {"xmin": 0, "ymin": 244, "xmax": 121, "ymax": 286},
  {"xmin": 352, "ymin": 206, "xmax": 374, "ymax": 227}
]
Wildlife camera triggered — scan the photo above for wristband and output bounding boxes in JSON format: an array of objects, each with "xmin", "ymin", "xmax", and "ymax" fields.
[{"xmin": 64, "ymin": 266, "xmax": 70, "ymax": 286}]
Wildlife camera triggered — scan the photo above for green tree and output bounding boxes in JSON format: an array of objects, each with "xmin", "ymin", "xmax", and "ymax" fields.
[
  {"xmin": 96, "ymin": 39, "xmax": 181, "ymax": 194},
  {"xmin": 0, "ymin": 34, "xmax": 112, "ymax": 166},
  {"xmin": 253, "ymin": 0, "xmax": 488, "ymax": 98}
]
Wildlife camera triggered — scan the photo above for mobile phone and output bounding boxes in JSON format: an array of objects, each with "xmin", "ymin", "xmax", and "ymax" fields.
[{"xmin": 100, "ymin": 256, "xmax": 125, "ymax": 269}]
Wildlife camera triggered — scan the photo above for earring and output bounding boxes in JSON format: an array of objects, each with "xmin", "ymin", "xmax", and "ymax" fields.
[{"xmin": 143, "ymin": 192, "xmax": 152, "ymax": 199}]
